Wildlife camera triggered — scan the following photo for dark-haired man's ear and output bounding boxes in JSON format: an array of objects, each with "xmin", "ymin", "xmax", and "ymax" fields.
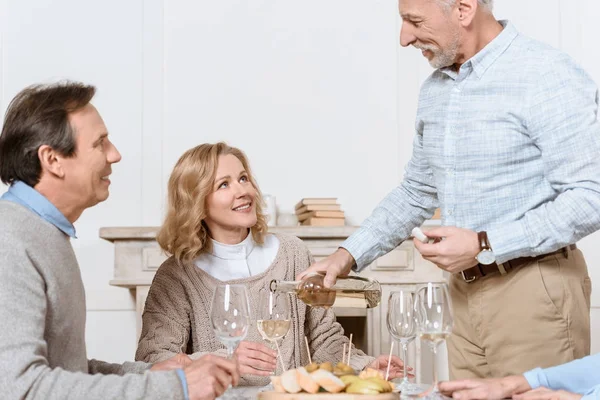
[{"xmin": 38, "ymin": 145, "xmax": 65, "ymax": 178}]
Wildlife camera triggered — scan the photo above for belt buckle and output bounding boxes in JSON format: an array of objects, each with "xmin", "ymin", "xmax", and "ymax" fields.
[{"xmin": 461, "ymin": 271, "xmax": 476, "ymax": 283}]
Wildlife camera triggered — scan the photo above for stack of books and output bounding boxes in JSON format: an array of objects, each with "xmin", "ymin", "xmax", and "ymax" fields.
[{"xmin": 295, "ymin": 198, "xmax": 345, "ymax": 226}]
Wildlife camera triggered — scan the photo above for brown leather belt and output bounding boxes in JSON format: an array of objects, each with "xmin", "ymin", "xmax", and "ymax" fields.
[{"xmin": 461, "ymin": 244, "xmax": 577, "ymax": 283}]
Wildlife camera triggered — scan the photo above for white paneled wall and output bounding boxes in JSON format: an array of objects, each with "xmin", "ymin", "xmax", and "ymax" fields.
[
  {"xmin": 0, "ymin": 0, "xmax": 599, "ymax": 364},
  {"xmin": 161, "ymin": 0, "xmax": 400, "ymax": 226}
]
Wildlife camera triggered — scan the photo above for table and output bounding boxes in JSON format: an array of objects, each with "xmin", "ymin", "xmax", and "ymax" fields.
[
  {"xmin": 217, "ymin": 385, "xmax": 436, "ymax": 399},
  {"xmin": 218, "ymin": 385, "xmax": 266, "ymax": 399}
]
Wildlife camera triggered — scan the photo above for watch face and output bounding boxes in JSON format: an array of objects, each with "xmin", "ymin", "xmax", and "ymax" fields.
[{"xmin": 477, "ymin": 250, "xmax": 496, "ymax": 265}]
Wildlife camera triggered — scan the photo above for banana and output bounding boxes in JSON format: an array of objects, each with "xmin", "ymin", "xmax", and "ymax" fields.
[
  {"xmin": 358, "ymin": 367, "xmax": 384, "ymax": 380},
  {"xmin": 340, "ymin": 375, "xmax": 360, "ymax": 386},
  {"xmin": 366, "ymin": 377, "xmax": 393, "ymax": 393},
  {"xmin": 334, "ymin": 362, "xmax": 355, "ymax": 376},
  {"xmin": 319, "ymin": 361, "xmax": 333, "ymax": 372},
  {"xmin": 345, "ymin": 379, "xmax": 385, "ymax": 394},
  {"xmin": 305, "ymin": 362, "xmax": 319, "ymax": 373}
]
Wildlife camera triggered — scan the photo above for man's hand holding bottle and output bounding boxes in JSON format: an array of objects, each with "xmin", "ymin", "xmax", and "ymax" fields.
[{"xmin": 296, "ymin": 248, "xmax": 356, "ymax": 287}]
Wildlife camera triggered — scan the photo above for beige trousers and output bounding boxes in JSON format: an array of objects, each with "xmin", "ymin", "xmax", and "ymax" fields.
[{"xmin": 447, "ymin": 247, "xmax": 592, "ymax": 379}]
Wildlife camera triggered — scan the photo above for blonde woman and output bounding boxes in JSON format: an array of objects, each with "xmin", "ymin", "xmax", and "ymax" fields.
[{"xmin": 135, "ymin": 142, "xmax": 406, "ymax": 386}]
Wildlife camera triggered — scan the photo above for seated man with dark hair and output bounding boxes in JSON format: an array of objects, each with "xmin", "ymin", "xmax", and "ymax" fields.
[
  {"xmin": 0, "ymin": 81, "xmax": 239, "ymax": 400},
  {"xmin": 440, "ymin": 353, "xmax": 600, "ymax": 400}
]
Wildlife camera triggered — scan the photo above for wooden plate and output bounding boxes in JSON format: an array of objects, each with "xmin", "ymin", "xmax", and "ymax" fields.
[{"xmin": 258, "ymin": 392, "xmax": 399, "ymax": 400}]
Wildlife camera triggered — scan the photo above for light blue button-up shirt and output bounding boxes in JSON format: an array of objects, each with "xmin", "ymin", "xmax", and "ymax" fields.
[
  {"xmin": 1, "ymin": 181, "xmax": 76, "ymax": 238},
  {"xmin": 524, "ymin": 353, "xmax": 600, "ymax": 399},
  {"xmin": 344, "ymin": 21, "xmax": 600, "ymax": 268}
]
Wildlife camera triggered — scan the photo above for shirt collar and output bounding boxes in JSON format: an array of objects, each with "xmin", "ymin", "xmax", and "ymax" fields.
[
  {"xmin": 0, "ymin": 181, "xmax": 77, "ymax": 238},
  {"xmin": 440, "ymin": 20, "xmax": 519, "ymax": 80},
  {"xmin": 210, "ymin": 232, "xmax": 255, "ymax": 260}
]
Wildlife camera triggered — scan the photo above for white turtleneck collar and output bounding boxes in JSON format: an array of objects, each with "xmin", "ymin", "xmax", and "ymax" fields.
[
  {"xmin": 194, "ymin": 232, "xmax": 280, "ymax": 282},
  {"xmin": 209, "ymin": 232, "xmax": 256, "ymax": 260}
]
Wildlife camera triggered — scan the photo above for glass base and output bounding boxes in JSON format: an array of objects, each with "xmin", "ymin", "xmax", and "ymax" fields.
[
  {"xmin": 418, "ymin": 392, "xmax": 453, "ymax": 400},
  {"xmin": 390, "ymin": 381, "xmax": 450, "ymax": 399},
  {"xmin": 399, "ymin": 382, "xmax": 430, "ymax": 396},
  {"xmin": 217, "ymin": 392, "xmax": 246, "ymax": 400},
  {"xmin": 216, "ymin": 384, "xmax": 239, "ymax": 400},
  {"xmin": 415, "ymin": 387, "xmax": 452, "ymax": 400}
]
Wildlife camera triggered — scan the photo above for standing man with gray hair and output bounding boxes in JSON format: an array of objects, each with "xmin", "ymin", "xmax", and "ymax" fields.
[
  {"xmin": 299, "ymin": 0, "xmax": 600, "ymax": 380},
  {"xmin": 0, "ymin": 82, "xmax": 240, "ymax": 399}
]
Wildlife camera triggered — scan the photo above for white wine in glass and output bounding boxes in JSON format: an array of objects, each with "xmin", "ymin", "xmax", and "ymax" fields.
[
  {"xmin": 419, "ymin": 332, "xmax": 451, "ymax": 344},
  {"xmin": 256, "ymin": 319, "xmax": 291, "ymax": 342},
  {"xmin": 257, "ymin": 289, "xmax": 290, "ymax": 374},
  {"xmin": 415, "ymin": 282, "xmax": 453, "ymax": 400}
]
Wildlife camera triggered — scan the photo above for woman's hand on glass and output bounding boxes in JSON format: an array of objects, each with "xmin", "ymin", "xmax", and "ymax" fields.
[
  {"xmin": 234, "ymin": 340, "xmax": 278, "ymax": 376},
  {"xmin": 366, "ymin": 354, "xmax": 414, "ymax": 380}
]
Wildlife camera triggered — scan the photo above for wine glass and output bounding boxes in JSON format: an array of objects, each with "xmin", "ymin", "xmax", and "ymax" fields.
[
  {"xmin": 415, "ymin": 282, "xmax": 453, "ymax": 399},
  {"xmin": 210, "ymin": 284, "xmax": 251, "ymax": 399},
  {"xmin": 210, "ymin": 284, "xmax": 251, "ymax": 357},
  {"xmin": 387, "ymin": 290, "xmax": 425, "ymax": 396},
  {"xmin": 257, "ymin": 288, "xmax": 290, "ymax": 374}
]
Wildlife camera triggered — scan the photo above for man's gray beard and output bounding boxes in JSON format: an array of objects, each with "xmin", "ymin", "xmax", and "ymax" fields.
[
  {"xmin": 418, "ymin": 32, "xmax": 460, "ymax": 69},
  {"xmin": 428, "ymin": 47, "xmax": 457, "ymax": 69}
]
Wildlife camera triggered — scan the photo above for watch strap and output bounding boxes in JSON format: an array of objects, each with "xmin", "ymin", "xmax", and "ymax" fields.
[{"xmin": 478, "ymin": 231, "xmax": 491, "ymax": 251}]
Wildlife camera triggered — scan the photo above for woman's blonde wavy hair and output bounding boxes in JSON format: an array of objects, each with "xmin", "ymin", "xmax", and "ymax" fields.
[{"xmin": 156, "ymin": 142, "xmax": 268, "ymax": 262}]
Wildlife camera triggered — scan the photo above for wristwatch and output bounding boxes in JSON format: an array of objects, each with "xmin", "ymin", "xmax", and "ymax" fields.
[{"xmin": 476, "ymin": 231, "xmax": 496, "ymax": 265}]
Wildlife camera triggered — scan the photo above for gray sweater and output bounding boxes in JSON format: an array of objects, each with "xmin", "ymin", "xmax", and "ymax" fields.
[{"xmin": 0, "ymin": 201, "xmax": 185, "ymax": 399}]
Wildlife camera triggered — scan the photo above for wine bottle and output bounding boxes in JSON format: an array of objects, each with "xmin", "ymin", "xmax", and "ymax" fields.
[{"xmin": 269, "ymin": 273, "xmax": 382, "ymax": 309}]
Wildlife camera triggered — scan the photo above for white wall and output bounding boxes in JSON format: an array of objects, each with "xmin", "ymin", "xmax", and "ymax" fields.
[{"xmin": 0, "ymin": 0, "xmax": 599, "ymax": 363}]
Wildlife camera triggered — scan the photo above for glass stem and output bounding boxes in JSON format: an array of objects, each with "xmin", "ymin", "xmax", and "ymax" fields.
[
  {"xmin": 401, "ymin": 341, "xmax": 409, "ymax": 384},
  {"xmin": 222, "ymin": 344, "xmax": 236, "ymax": 398},
  {"xmin": 431, "ymin": 342, "xmax": 439, "ymax": 392}
]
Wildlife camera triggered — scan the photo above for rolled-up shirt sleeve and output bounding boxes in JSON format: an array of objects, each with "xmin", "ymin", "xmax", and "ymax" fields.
[{"xmin": 523, "ymin": 354, "xmax": 600, "ymax": 395}]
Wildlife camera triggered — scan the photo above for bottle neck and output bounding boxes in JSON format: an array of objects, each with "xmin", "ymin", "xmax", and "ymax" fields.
[{"xmin": 269, "ymin": 279, "xmax": 300, "ymax": 293}]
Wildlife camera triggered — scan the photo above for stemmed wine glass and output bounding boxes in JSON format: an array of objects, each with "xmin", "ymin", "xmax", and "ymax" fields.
[
  {"xmin": 387, "ymin": 290, "xmax": 425, "ymax": 396},
  {"xmin": 415, "ymin": 282, "xmax": 453, "ymax": 399},
  {"xmin": 210, "ymin": 284, "xmax": 251, "ymax": 399},
  {"xmin": 257, "ymin": 288, "xmax": 291, "ymax": 374}
]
